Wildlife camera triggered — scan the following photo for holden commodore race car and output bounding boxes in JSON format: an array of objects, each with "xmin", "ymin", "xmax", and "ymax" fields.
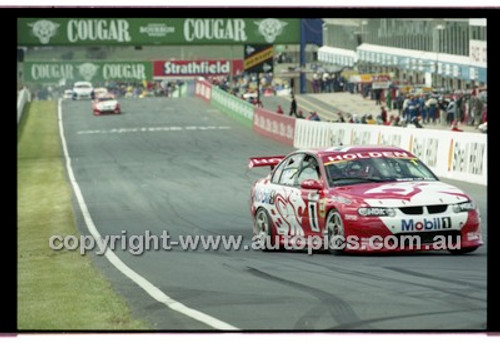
[
  {"xmin": 72, "ymin": 81, "xmax": 94, "ymax": 100},
  {"xmin": 249, "ymin": 146, "xmax": 482, "ymax": 254},
  {"xmin": 91, "ymin": 94, "xmax": 121, "ymax": 116}
]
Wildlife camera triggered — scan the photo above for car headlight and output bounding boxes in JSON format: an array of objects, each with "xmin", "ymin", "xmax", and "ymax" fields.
[
  {"xmin": 358, "ymin": 207, "xmax": 396, "ymax": 217},
  {"xmin": 451, "ymin": 201, "xmax": 476, "ymax": 213}
]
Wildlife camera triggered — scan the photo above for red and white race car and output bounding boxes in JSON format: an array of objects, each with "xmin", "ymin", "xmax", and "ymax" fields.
[
  {"xmin": 92, "ymin": 94, "xmax": 121, "ymax": 116},
  {"xmin": 249, "ymin": 146, "xmax": 482, "ymax": 254}
]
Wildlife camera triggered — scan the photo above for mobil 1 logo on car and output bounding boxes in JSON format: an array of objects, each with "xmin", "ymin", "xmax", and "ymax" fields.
[{"xmin": 401, "ymin": 217, "xmax": 452, "ymax": 232}]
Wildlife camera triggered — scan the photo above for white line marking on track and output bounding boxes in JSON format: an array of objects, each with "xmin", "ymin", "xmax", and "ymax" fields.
[
  {"xmin": 77, "ymin": 125, "xmax": 232, "ymax": 135},
  {"xmin": 57, "ymin": 99, "xmax": 239, "ymax": 330}
]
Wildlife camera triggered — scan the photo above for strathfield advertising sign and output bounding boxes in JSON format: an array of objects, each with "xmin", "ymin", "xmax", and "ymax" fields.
[
  {"xmin": 18, "ymin": 18, "xmax": 300, "ymax": 45},
  {"xmin": 23, "ymin": 61, "xmax": 152, "ymax": 83},
  {"xmin": 153, "ymin": 59, "xmax": 244, "ymax": 77}
]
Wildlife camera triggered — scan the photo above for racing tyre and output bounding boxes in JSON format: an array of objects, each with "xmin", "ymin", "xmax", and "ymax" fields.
[
  {"xmin": 324, "ymin": 209, "xmax": 345, "ymax": 255},
  {"xmin": 448, "ymin": 246, "xmax": 479, "ymax": 255},
  {"xmin": 254, "ymin": 208, "xmax": 278, "ymax": 251}
]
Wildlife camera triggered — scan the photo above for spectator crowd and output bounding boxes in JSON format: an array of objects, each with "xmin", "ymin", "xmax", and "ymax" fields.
[{"xmin": 307, "ymin": 67, "xmax": 487, "ymax": 133}]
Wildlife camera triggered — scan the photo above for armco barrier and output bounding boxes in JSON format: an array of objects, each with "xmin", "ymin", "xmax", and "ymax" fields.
[
  {"xmin": 17, "ymin": 87, "xmax": 31, "ymax": 125},
  {"xmin": 194, "ymin": 80, "xmax": 253, "ymax": 127},
  {"xmin": 211, "ymin": 86, "xmax": 254, "ymax": 126},
  {"xmin": 194, "ymin": 79, "xmax": 212, "ymax": 102},
  {"xmin": 253, "ymin": 107, "xmax": 295, "ymax": 146},
  {"xmin": 294, "ymin": 120, "xmax": 487, "ymax": 185}
]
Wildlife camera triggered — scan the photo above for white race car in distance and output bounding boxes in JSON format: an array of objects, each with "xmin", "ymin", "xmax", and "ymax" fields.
[
  {"xmin": 63, "ymin": 89, "xmax": 74, "ymax": 99},
  {"xmin": 72, "ymin": 81, "xmax": 94, "ymax": 100},
  {"xmin": 93, "ymin": 87, "xmax": 109, "ymax": 99}
]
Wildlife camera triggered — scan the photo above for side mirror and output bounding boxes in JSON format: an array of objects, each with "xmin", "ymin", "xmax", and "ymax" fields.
[{"xmin": 300, "ymin": 179, "xmax": 323, "ymax": 190}]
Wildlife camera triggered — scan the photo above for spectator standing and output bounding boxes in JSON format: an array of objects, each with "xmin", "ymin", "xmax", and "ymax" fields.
[
  {"xmin": 438, "ymin": 97, "xmax": 448, "ymax": 125},
  {"xmin": 312, "ymin": 72, "xmax": 319, "ymax": 93},
  {"xmin": 408, "ymin": 97, "xmax": 418, "ymax": 123},
  {"xmin": 321, "ymin": 72, "xmax": 329, "ymax": 93},
  {"xmin": 276, "ymin": 104, "xmax": 284, "ymax": 114},
  {"xmin": 469, "ymin": 96, "xmax": 480, "ymax": 126},
  {"xmin": 481, "ymin": 105, "xmax": 487, "ymax": 124},
  {"xmin": 456, "ymin": 95, "xmax": 464, "ymax": 123},
  {"xmin": 385, "ymin": 89, "xmax": 392, "ymax": 111},
  {"xmin": 402, "ymin": 95, "xmax": 410, "ymax": 122},
  {"xmin": 289, "ymin": 94, "xmax": 298, "ymax": 117},
  {"xmin": 380, "ymin": 106, "xmax": 388, "ymax": 124},
  {"xmin": 376, "ymin": 89, "xmax": 383, "ymax": 105},
  {"xmin": 395, "ymin": 91, "xmax": 403, "ymax": 116},
  {"xmin": 417, "ymin": 94, "xmax": 426, "ymax": 123},
  {"xmin": 446, "ymin": 99, "xmax": 457, "ymax": 125},
  {"xmin": 426, "ymin": 95, "xmax": 438, "ymax": 124},
  {"xmin": 327, "ymin": 73, "xmax": 334, "ymax": 92}
]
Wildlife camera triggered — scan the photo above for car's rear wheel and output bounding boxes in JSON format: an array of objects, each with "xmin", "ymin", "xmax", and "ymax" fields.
[
  {"xmin": 448, "ymin": 246, "xmax": 479, "ymax": 255},
  {"xmin": 324, "ymin": 209, "xmax": 345, "ymax": 255},
  {"xmin": 254, "ymin": 208, "xmax": 278, "ymax": 251}
]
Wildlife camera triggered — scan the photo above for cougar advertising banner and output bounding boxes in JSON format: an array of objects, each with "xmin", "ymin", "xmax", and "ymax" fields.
[
  {"xmin": 153, "ymin": 59, "xmax": 244, "ymax": 78},
  {"xmin": 23, "ymin": 61, "xmax": 153, "ymax": 83},
  {"xmin": 18, "ymin": 18, "xmax": 300, "ymax": 46}
]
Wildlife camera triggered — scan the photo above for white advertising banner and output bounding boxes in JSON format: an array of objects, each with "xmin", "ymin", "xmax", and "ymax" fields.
[{"xmin": 294, "ymin": 120, "xmax": 487, "ymax": 185}]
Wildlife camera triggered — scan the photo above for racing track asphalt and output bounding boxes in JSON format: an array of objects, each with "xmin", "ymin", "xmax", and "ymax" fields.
[{"xmin": 61, "ymin": 97, "xmax": 487, "ymax": 330}]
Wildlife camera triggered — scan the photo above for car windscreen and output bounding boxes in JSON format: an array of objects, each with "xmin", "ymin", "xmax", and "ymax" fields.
[
  {"xmin": 98, "ymin": 97, "xmax": 114, "ymax": 102},
  {"xmin": 75, "ymin": 84, "xmax": 91, "ymax": 88},
  {"xmin": 324, "ymin": 154, "xmax": 438, "ymax": 186}
]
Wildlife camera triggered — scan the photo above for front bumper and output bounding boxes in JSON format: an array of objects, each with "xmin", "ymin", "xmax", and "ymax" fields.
[{"xmin": 340, "ymin": 209, "xmax": 482, "ymax": 253}]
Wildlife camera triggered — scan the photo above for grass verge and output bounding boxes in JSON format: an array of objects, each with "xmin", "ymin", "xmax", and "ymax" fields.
[{"xmin": 18, "ymin": 100, "xmax": 148, "ymax": 330}]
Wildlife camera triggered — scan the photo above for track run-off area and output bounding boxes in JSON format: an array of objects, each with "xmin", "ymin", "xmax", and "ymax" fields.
[{"xmin": 59, "ymin": 97, "xmax": 487, "ymax": 330}]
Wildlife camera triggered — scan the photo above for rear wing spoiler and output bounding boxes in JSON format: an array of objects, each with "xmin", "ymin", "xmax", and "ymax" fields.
[{"xmin": 248, "ymin": 156, "xmax": 285, "ymax": 170}]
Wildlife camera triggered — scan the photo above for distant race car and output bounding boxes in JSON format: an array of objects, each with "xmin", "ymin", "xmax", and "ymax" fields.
[
  {"xmin": 92, "ymin": 94, "xmax": 121, "ymax": 116},
  {"xmin": 249, "ymin": 146, "xmax": 482, "ymax": 254},
  {"xmin": 93, "ymin": 87, "xmax": 109, "ymax": 99},
  {"xmin": 63, "ymin": 89, "xmax": 74, "ymax": 99},
  {"xmin": 72, "ymin": 81, "xmax": 94, "ymax": 100}
]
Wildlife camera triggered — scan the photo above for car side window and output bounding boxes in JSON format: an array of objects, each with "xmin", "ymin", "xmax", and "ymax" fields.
[
  {"xmin": 276, "ymin": 154, "xmax": 304, "ymax": 186},
  {"xmin": 271, "ymin": 159, "xmax": 286, "ymax": 183},
  {"xmin": 297, "ymin": 155, "xmax": 320, "ymax": 184}
]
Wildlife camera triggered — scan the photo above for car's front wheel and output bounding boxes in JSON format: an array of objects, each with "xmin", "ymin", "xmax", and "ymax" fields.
[
  {"xmin": 254, "ymin": 208, "xmax": 278, "ymax": 251},
  {"xmin": 324, "ymin": 209, "xmax": 345, "ymax": 255}
]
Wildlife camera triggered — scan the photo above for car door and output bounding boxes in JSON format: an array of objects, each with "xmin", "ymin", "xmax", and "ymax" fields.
[
  {"xmin": 296, "ymin": 154, "xmax": 323, "ymax": 236},
  {"xmin": 269, "ymin": 153, "xmax": 306, "ymax": 237}
]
